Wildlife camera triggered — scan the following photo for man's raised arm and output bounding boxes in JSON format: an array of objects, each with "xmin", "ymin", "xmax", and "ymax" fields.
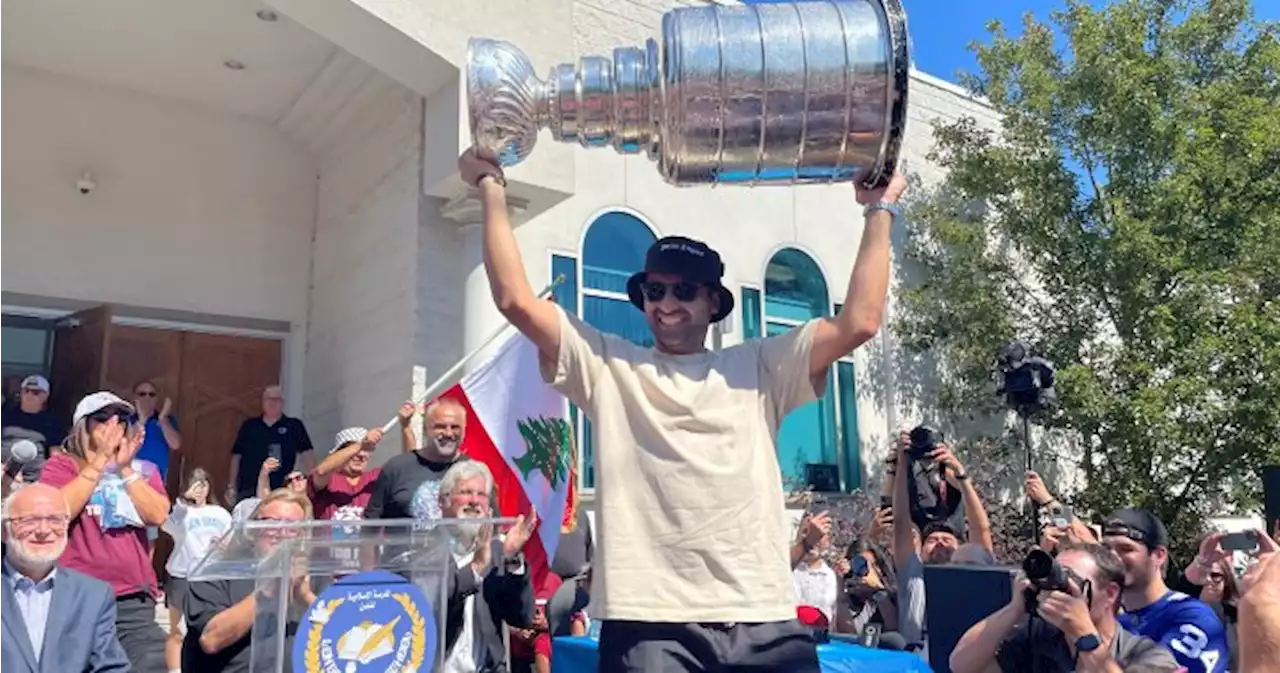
[
  {"xmin": 808, "ymin": 172, "xmax": 907, "ymax": 382},
  {"xmin": 458, "ymin": 149, "xmax": 561, "ymax": 360}
]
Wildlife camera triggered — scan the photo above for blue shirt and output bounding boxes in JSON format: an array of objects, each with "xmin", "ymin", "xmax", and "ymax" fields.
[
  {"xmin": 1119, "ymin": 590, "xmax": 1229, "ymax": 673},
  {"xmin": 4, "ymin": 558, "xmax": 56, "ymax": 661},
  {"xmin": 134, "ymin": 413, "xmax": 178, "ymax": 479}
]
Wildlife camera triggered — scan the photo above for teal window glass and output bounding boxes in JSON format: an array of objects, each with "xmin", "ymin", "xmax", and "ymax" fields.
[
  {"xmin": 578, "ymin": 212, "xmax": 658, "ymax": 487},
  {"xmin": 764, "ymin": 248, "xmax": 839, "ymax": 489},
  {"xmin": 836, "ymin": 359, "xmax": 860, "ymax": 490},
  {"xmin": 550, "ymin": 254, "xmax": 583, "ymax": 484},
  {"xmin": 741, "ymin": 287, "xmax": 763, "ymax": 339}
]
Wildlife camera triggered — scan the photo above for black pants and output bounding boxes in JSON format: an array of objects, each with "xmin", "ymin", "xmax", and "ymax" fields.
[
  {"xmin": 115, "ymin": 592, "xmax": 167, "ymax": 673},
  {"xmin": 599, "ymin": 619, "xmax": 822, "ymax": 673}
]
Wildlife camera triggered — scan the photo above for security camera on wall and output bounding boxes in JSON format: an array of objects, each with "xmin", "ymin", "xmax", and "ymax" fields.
[{"xmin": 76, "ymin": 172, "xmax": 96, "ymax": 195}]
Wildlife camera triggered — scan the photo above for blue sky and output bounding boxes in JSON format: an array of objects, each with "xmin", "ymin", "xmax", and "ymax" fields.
[{"xmin": 742, "ymin": 0, "xmax": 1280, "ymax": 84}]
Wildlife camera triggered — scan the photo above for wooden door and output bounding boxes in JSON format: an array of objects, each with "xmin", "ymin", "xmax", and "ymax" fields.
[
  {"xmin": 103, "ymin": 326, "xmax": 185, "ymax": 490},
  {"xmin": 176, "ymin": 332, "xmax": 282, "ymax": 502},
  {"xmin": 48, "ymin": 305, "xmax": 113, "ymax": 427}
]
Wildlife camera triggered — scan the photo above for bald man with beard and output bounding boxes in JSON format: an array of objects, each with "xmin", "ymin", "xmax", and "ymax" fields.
[{"xmin": 2, "ymin": 483, "xmax": 129, "ymax": 673}]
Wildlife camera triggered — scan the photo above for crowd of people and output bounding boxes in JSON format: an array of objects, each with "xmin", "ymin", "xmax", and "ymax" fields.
[
  {"xmin": 1, "ymin": 378, "xmax": 596, "ymax": 673},
  {"xmin": 789, "ymin": 430, "xmax": 1279, "ymax": 673},
  {"xmin": 3, "ymin": 145, "xmax": 1278, "ymax": 673}
]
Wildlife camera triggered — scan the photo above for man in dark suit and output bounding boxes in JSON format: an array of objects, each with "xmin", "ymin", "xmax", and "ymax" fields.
[
  {"xmin": 2, "ymin": 483, "xmax": 129, "ymax": 673},
  {"xmin": 438, "ymin": 460, "xmax": 536, "ymax": 671}
]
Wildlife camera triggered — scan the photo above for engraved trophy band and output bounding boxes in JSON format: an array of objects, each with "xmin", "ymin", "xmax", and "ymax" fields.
[{"xmin": 467, "ymin": 0, "xmax": 909, "ymax": 188}]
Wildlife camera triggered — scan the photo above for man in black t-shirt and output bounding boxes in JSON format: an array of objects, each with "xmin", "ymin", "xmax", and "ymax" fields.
[
  {"xmin": 183, "ymin": 491, "xmax": 316, "ymax": 673},
  {"xmin": 227, "ymin": 386, "xmax": 314, "ymax": 503},
  {"xmin": 1, "ymin": 376, "xmax": 65, "ymax": 485},
  {"xmin": 364, "ymin": 398, "xmax": 469, "ymax": 521}
]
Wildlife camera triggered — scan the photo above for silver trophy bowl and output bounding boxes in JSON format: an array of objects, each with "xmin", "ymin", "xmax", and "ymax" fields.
[{"xmin": 467, "ymin": 0, "xmax": 910, "ymax": 188}]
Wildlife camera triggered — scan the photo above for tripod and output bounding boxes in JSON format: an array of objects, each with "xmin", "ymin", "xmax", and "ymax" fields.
[{"xmin": 1013, "ymin": 406, "xmax": 1039, "ymax": 541}]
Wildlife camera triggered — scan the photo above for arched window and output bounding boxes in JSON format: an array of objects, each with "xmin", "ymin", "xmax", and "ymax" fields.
[
  {"xmin": 549, "ymin": 210, "xmax": 657, "ymax": 489},
  {"xmin": 581, "ymin": 212, "xmax": 657, "ymax": 348},
  {"xmin": 757, "ymin": 248, "xmax": 861, "ymax": 491}
]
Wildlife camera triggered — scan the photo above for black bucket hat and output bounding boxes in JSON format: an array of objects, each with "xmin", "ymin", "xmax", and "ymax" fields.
[{"xmin": 625, "ymin": 236, "xmax": 735, "ymax": 323}]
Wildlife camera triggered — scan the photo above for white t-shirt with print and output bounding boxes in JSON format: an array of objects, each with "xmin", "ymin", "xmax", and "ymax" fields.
[
  {"xmin": 792, "ymin": 561, "xmax": 839, "ymax": 623},
  {"xmin": 163, "ymin": 501, "xmax": 232, "ymax": 578},
  {"xmin": 542, "ymin": 306, "xmax": 821, "ymax": 623}
]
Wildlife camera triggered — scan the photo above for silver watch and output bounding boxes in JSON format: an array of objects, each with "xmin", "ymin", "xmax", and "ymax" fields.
[{"xmin": 863, "ymin": 200, "xmax": 901, "ymax": 219}]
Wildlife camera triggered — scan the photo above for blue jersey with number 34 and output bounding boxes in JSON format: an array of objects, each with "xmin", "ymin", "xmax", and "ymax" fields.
[{"xmin": 1119, "ymin": 590, "xmax": 1228, "ymax": 673}]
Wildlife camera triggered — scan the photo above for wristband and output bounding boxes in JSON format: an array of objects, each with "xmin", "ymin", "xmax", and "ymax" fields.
[
  {"xmin": 122, "ymin": 473, "xmax": 142, "ymax": 487},
  {"xmin": 477, "ymin": 172, "xmax": 507, "ymax": 188},
  {"xmin": 862, "ymin": 200, "xmax": 901, "ymax": 219}
]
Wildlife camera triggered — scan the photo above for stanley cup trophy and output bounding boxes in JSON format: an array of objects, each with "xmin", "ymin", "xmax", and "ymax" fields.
[{"xmin": 467, "ymin": 0, "xmax": 909, "ymax": 188}]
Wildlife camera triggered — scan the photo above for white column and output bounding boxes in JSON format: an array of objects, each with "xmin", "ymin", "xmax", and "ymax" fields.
[{"xmin": 439, "ymin": 193, "xmax": 527, "ymax": 373}]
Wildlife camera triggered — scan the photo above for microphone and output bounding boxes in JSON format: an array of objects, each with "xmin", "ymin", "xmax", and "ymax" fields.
[{"xmin": 5, "ymin": 439, "xmax": 39, "ymax": 479}]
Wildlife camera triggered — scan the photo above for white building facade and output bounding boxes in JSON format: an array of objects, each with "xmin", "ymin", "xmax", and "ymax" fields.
[{"xmin": 1, "ymin": 0, "xmax": 1000, "ymax": 506}]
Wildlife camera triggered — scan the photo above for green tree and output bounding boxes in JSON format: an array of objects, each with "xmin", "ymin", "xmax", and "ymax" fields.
[
  {"xmin": 897, "ymin": 0, "xmax": 1280, "ymax": 554},
  {"xmin": 514, "ymin": 416, "xmax": 573, "ymax": 490}
]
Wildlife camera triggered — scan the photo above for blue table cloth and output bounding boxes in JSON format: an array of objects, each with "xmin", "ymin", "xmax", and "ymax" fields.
[{"xmin": 551, "ymin": 636, "xmax": 933, "ymax": 673}]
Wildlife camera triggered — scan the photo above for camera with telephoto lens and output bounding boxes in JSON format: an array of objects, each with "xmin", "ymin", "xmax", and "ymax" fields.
[
  {"xmin": 906, "ymin": 425, "xmax": 942, "ymax": 461},
  {"xmin": 1022, "ymin": 549, "xmax": 1080, "ymax": 614},
  {"xmin": 902, "ymin": 425, "xmax": 959, "ymax": 529}
]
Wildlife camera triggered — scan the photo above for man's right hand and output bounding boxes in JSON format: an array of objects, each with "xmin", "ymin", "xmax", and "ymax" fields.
[
  {"xmin": 798, "ymin": 511, "xmax": 831, "ymax": 549},
  {"xmin": 458, "ymin": 148, "xmax": 504, "ymax": 188},
  {"xmin": 1024, "ymin": 471, "xmax": 1055, "ymax": 507},
  {"xmin": 397, "ymin": 401, "xmax": 416, "ymax": 427}
]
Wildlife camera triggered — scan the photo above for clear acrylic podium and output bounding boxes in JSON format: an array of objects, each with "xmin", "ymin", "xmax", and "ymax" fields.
[{"xmin": 187, "ymin": 517, "xmax": 514, "ymax": 673}]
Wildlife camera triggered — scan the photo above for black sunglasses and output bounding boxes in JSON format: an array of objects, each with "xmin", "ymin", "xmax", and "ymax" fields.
[
  {"xmin": 89, "ymin": 408, "xmax": 132, "ymax": 425},
  {"xmin": 135, "ymin": 390, "xmax": 157, "ymax": 397},
  {"xmin": 641, "ymin": 281, "xmax": 701, "ymax": 303}
]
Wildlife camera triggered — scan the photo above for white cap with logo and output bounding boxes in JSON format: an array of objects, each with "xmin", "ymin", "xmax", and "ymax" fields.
[
  {"xmin": 20, "ymin": 375, "xmax": 50, "ymax": 392},
  {"xmin": 72, "ymin": 392, "xmax": 135, "ymax": 425}
]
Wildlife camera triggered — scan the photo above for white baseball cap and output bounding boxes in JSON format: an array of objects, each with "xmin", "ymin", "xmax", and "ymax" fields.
[
  {"xmin": 20, "ymin": 375, "xmax": 50, "ymax": 392},
  {"xmin": 331, "ymin": 427, "xmax": 369, "ymax": 453},
  {"xmin": 72, "ymin": 391, "xmax": 135, "ymax": 425}
]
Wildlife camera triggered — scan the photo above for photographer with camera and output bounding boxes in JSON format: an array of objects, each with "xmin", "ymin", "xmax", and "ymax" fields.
[
  {"xmin": 950, "ymin": 543, "xmax": 1179, "ymax": 673},
  {"xmin": 892, "ymin": 427, "xmax": 994, "ymax": 650},
  {"xmin": 833, "ymin": 539, "xmax": 900, "ymax": 638}
]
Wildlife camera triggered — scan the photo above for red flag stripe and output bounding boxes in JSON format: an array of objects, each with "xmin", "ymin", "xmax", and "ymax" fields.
[{"xmin": 439, "ymin": 383, "xmax": 552, "ymax": 588}]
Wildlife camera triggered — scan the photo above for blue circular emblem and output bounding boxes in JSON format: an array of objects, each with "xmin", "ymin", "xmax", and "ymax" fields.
[{"xmin": 293, "ymin": 570, "xmax": 436, "ymax": 673}]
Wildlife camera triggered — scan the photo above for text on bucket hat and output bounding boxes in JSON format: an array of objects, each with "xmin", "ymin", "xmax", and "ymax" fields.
[{"xmin": 624, "ymin": 236, "xmax": 736, "ymax": 323}]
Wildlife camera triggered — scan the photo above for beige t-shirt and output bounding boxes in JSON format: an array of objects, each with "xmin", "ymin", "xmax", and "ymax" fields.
[{"xmin": 541, "ymin": 305, "xmax": 822, "ymax": 623}]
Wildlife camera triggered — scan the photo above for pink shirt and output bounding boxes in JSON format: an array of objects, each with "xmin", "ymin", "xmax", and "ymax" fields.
[
  {"xmin": 308, "ymin": 468, "xmax": 380, "ymax": 521},
  {"xmin": 40, "ymin": 453, "xmax": 165, "ymax": 597}
]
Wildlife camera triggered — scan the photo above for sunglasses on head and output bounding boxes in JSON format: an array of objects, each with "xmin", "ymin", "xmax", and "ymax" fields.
[{"xmin": 641, "ymin": 281, "xmax": 701, "ymax": 303}]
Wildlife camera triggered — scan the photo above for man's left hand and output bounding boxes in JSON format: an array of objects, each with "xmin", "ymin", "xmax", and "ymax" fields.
[
  {"xmin": 855, "ymin": 170, "xmax": 908, "ymax": 206},
  {"xmin": 503, "ymin": 509, "xmax": 539, "ymax": 558},
  {"xmin": 1036, "ymin": 579, "xmax": 1094, "ymax": 642},
  {"xmin": 930, "ymin": 444, "xmax": 968, "ymax": 485}
]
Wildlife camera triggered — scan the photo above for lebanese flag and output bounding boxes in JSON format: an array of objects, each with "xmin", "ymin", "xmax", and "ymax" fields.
[{"xmin": 434, "ymin": 331, "xmax": 577, "ymax": 586}]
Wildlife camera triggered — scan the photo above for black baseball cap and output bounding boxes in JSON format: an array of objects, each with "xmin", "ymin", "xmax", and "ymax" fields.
[
  {"xmin": 922, "ymin": 521, "xmax": 963, "ymax": 541},
  {"xmin": 1102, "ymin": 507, "xmax": 1170, "ymax": 550},
  {"xmin": 625, "ymin": 236, "xmax": 735, "ymax": 323}
]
